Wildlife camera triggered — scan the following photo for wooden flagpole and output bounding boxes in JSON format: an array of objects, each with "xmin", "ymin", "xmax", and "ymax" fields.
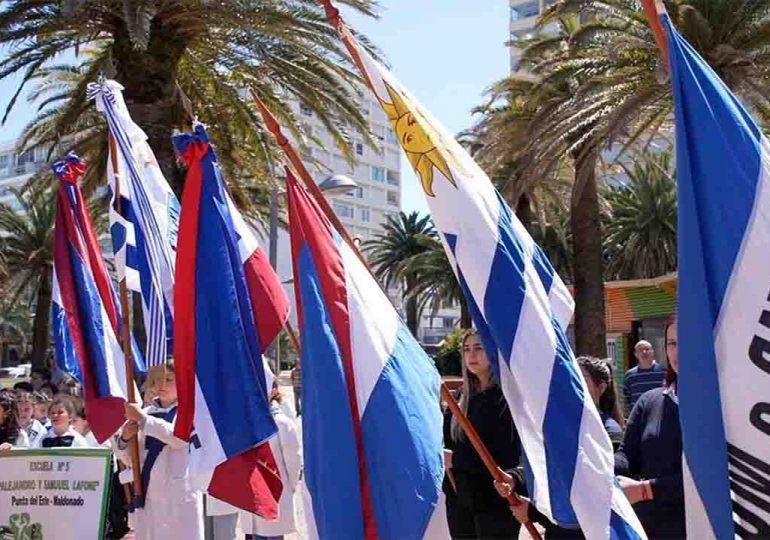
[
  {"xmin": 108, "ymin": 133, "xmax": 143, "ymax": 499},
  {"xmin": 251, "ymin": 93, "xmax": 540, "ymax": 539},
  {"xmin": 641, "ymin": 0, "xmax": 670, "ymax": 70},
  {"xmin": 284, "ymin": 321, "xmax": 301, "ymax": 355}
]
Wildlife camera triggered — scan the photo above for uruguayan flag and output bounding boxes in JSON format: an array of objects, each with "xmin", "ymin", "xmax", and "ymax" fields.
[
  {"xmin": 89, "ymin": 80, "xmax": 179, "ymax": 368},
  {"xmin": 324, "ymin": 3, "xmax": 645, "ymax": 537},
  {"xmin": 663, "ymin": 13, "xmax": 770, "ymax": 539}
]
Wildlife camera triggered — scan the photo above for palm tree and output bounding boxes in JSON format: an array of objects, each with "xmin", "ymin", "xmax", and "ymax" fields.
[
  {"xmin": 364, "ymin": 211, "xmax": 436, "ymax": 336},
  {"xmin": 476, "ymin": 0, "xmax": 770, "ymax": 355},
  {"xmin": 0, "ymin": 300, "xmax": 33, "ymax": 363},
  {"xmin": 403, "ymin": 233, "xmax": 471, "ymax": 329},
  {"xmin": 0, "ymin": 186, "xmax": 57, "ymax": 371},
  {"xmin": 604, "ymin": 150, "xmax": 677, "ymax": 280},
  {"xmin": 473, "ymin": 17, "xmax": 610, "ymax": 356},
  {"xmin": 1, "ymin": 0, "xmax": 377, "ymax": 210}
]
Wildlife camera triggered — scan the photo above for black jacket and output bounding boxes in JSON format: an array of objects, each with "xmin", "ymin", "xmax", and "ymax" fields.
[
  {"xmin": 615, "ymin": 387, "xmax": 685, "ymax": 537},
  {"xmin": 443, "ymin": 385, "xmax": 520, "ymax": 512}
]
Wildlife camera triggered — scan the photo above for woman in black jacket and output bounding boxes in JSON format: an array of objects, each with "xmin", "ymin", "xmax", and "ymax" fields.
[
  {"xmin": 614, "ymin": 318, "xmax": 685, "ymax": 537},
  {"xmin": 443, "ymin": 330, "xmax": 521, "ymax": 539}
]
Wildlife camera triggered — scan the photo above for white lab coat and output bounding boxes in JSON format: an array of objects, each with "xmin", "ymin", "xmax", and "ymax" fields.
[
  {"xmin": 11, "ymin": 430, "xmax": 29, "ymax": 448},
  {"xmin": 25, "ymin": 419, "xmax": 46, "ymax": 448},
  {"xmin": 116, "ymin": 401, "xmax": 203, "ymax": 540},
  {"xmin": 205, "ymin": 391, "xmax": 299, "ymax": 525},
  {"xmin": 241, "ymin": 401, "xmax": 303, "ymax": 536}
]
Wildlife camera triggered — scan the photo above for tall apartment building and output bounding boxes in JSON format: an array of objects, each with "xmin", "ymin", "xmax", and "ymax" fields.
[
  {"xmin": 292, "ymin": 96, "xmax": 403, "ymax": 243},
  {"xmin": 0, "ymin": 142, "xmax": 48, "ymax": 208},
  {"xmin": 509, "ymin": 0, "xmax": 556, "ymax": 71},
  {"xmin": 279, "ymin": 94, "xmax": 463, "ymax": 351},
  {"xmin": 272, "ymin": 92, "xmax": 405, "ymax": 323}
]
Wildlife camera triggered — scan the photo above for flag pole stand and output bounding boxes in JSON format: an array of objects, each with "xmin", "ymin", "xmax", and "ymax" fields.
[
  {"xmin": 109, "ymin": 134, "xmax": 144, "ymax": 501},
  {"xmin": 252, "ymin": 93, "xmax": 540, "ymax": 539}
]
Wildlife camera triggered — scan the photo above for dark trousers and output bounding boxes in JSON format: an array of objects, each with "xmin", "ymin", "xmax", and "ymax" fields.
[
  {"xmin": 105, "ymin": 470, "xmax": 130, "ymax": 539},
  {"xmin": 446, "ymin": 489, "xmax": 520, "ymax": 539}
]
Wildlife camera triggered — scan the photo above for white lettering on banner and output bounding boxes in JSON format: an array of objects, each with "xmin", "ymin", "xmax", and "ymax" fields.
[
  {"xmin": 714, "ymin": 142, "xmax": 770, "ymax": 535},
  {"xmin": 0, "ymin": 449, "xmax": 112, "ymax": 540}
]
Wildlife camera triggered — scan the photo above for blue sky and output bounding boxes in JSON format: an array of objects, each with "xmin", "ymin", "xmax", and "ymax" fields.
[
  {"xmin": 345, "ymin": 2, "xmax": 511, "ymax": 214},
  {"xmin": 0, "ymin": 2, "xmax": 510, "ymax": 215}
]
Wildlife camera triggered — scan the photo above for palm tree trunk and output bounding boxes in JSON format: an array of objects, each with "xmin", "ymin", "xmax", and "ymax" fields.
[
  {"xmin": 112, "ymin": 21, "xmax": 190, "ymax": 194},
  {"xmin": 570, "ymin": 144, "xmax": 607, "ymax": 357},
  {"xmin": 459, "ymin": 295, "xmax": 472, "ymax": 329},
  {"xmin": 516, "ymin": 193, "xmax": 533, "ymax": 232},
  {"xmin": 405, "ymin": 277, "xmax": 420, "ymax": 337},
  {"xmin": 31, "ymin": 268, "xmax": 53, "ymax": 371}
]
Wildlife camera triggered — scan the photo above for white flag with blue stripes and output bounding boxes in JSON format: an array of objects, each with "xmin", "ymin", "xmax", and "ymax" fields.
[
  {"xmin": 89, "ymin": 80, "xmax": 179, "ymax": 368},
  {"xmin": 326, "ymin": 4, "xmax": 645, "ymax": 537},
  {"xmin": 663, "ymin": 13, "xmax": 770, "ymax": 539}
]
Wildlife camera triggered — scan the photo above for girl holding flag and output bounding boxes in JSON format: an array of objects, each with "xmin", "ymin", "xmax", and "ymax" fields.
[
  {"xmin": 443, "ymin": 330, "xmax": 521, "ymax": 539},
  {"xmin": 117, "ymin": 362, "xmax": 204, "ymax": 540}
]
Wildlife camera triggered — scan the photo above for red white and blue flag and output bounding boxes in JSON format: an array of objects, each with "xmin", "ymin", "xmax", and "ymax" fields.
[
  {"xmin": 52, "ymin": 153, "xmax": 144, "ymax": 442},
  {"xmin": 287, "ymin": 169, "xmax": 444, "ymax": 539},
  {"xmin": 172, "ymin": 125, "xmax": 288, "ymax": 518}
]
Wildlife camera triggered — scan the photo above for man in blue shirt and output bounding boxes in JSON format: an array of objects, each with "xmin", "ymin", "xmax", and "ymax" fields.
[{"xmin": 623, "ymin": 340, "xmax": 666, "ymax": 415}]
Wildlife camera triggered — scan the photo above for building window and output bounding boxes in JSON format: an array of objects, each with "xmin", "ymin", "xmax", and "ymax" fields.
[
  {"xmin": 333, "ymin": 202, "xmax": 354, "ymax": 219},
  {"xmin": 387, "ymin": 191, "xmax": 399, "ymax": 206},
  {"xmin": 355, "ymin": 142, "xmax": 364, "ymax": 156},
  {"xmin": 442, "ymin": 316, "xmax": 455, "ymax": 329},
  {"xmin": 346, "ymin": 186, "xmax": 364, "ymax": 199},
  {"xmin": 386, "ymin": 170, "xmax": 400, "ymax": 186},
  {"xmin": 299, "ymin": 103, "xmax": 313, "ymax": 117},
  {"xmin": 17, "ymin": 150, "xmax": 34, "ymax": 165},
  {"xmin": 371, "ymin": 166, "xmax": 385, "ymax": 183},
  {"xmin": 386, "ymin": 128, "xmax": 398, "ymax": 145},
  {"xmin": 373, "ymin": 125, "xmax": 385, "ymax": 141},
  {"xmin": 360, "ymin": 208, "xmax": 371, "ymax": 222},
  {"xmin": 511, "ymin": 1, "xmax": 539, "ymax": 22}
]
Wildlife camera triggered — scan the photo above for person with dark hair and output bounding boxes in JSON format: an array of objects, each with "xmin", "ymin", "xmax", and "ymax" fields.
[
  {"xmin": 614, "ymin": 319, "xmax": 684, "ymax": 537},
  {"xmin": 116, "ymin": 362, "xmax": 204, "ymax": 539},
  {"xmin": 29, "ymin": 369, "xmax": 51, "ymax": 391},
  {"xmin": 13, "ymin": 381, "xmax": 34, "ymax": 393},
  {"xmin": 578, "ymin": 356, "xmax": 624, "ymax": 449},
  {"xmin": 38, "ymin": 381, "xmax": 58, "ymax": 400},
  {"xmin": 15, "ymin": 390, "xmax": 46, "ymax": 447},
  {"xmin": 37, "ymin": 394, "xmax": 89, "ymax": 448},
  {"xmin": 0, "ymin": 394, "xmax": 29, "ymax": 450},
  {"xmin": 442, "ymin": 330, "xmax": 521, "ymax": 539}
]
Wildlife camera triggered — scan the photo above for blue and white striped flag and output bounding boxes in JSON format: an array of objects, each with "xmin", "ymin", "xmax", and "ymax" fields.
[
  {"xmin": 662, "ymin": 13, "xmax": 770, "ymax": 539},
  {"xmin": 89, "ymin": 80, "xmax": 179, "ymax": 368},
  {"xmin": 325, "ymin": 4, "xmax": 645, "ymax": 537}
]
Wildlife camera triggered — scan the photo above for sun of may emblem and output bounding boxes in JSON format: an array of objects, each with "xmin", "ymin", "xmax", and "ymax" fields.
[{"xmin": 379, "ymin": 83, "xmax": 459, "ymax": 197}]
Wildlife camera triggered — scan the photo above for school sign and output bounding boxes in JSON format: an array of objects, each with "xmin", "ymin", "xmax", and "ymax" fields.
[{"xmin": 0, "ymin": 449, "xmax": 112, "ymax": 539}]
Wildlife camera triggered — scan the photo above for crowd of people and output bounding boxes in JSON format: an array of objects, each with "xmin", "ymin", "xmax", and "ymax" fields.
[
  {"xmin": 0, "ymin": 322, "xmax": 682, "ymax": 539},
  {"xmin": 0, "ymin": 364, "xmax": 305, "ymax": 540},
  {"xmin": 446, "ymin": 323, "xmax": 683, "ymax": 539}
]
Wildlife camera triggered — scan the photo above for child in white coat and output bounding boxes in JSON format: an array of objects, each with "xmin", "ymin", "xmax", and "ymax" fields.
[
  {"xmin": 242, "ymin": 387, "xmax": 302, "ymax": 540},
  {"xmin": 37, "ymin": 395, "xmax": 89, "ymax": 448},
  {"xmin": 117, "ymin": 364, "xmax": 204, "ymax": 540}
]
